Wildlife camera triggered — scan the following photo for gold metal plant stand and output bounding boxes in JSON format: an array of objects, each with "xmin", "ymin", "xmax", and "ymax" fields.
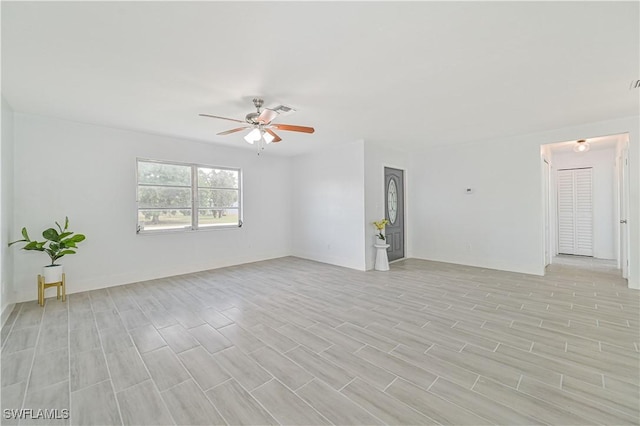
[{"xmin": 38, "ymin": 273, "xmax": 66, "ymax": 306}]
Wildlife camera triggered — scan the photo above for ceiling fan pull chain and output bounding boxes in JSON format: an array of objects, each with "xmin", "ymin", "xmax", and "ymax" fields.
[{"xmin": 256, "ymin": 137, "xmax": 265, "ymax": 156}]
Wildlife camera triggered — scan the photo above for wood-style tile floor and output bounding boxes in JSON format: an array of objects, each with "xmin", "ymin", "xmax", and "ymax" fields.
[{"xmin": 2, "ymin": 256, "xmax": 639, "ymax": 425}]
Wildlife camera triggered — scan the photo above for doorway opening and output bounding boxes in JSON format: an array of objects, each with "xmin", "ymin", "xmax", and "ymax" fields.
[{"xmin": 540, "ymin": 133, "xmax": 630, "ymax": 279}]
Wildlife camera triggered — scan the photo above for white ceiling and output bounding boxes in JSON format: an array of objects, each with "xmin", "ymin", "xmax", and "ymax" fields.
[{"xmin": 2, "ymin": 1, "xmax": 638, "ymax": 156}]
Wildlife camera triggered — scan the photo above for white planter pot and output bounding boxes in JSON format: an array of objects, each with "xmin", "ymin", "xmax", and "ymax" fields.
[{"xmin": 43, "ymin": 264, "xmax": 63, "ymax": 284}]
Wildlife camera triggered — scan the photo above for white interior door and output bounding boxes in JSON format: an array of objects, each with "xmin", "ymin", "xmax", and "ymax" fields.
[{"xmin": 557, "ymin": 168, "xmax": 593, "ymax": 256}]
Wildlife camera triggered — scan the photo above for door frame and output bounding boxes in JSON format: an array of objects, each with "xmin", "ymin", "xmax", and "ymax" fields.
[
  {"xmin": 382, "ymin": 164, "xmax": 408, "ymax": 263},
  {"xmin": 619, "ymin": 146, "xmax": 630, "ymax": 278},
  {"xmin": 542, "ymin": 157, "xmax": 551, "ymax": 267}
]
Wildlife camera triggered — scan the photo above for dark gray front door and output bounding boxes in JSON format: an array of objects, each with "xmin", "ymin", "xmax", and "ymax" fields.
[{"xmin": 384, "ymin": 167, "xmax": 404, "ymax": 262}]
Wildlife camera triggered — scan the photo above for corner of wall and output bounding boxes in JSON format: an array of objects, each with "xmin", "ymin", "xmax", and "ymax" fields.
[
  {"xmin": 291, "ymin": 139, "xmax": 367, "ymax": 271},
  {"xmin": 1, "ymin": 96, "xmax": 16, "ymax": 315}
]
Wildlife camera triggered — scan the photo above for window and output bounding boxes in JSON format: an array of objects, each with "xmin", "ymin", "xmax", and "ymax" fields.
[{"xmin": 137, "ymin": 159, "xmax": 242, "ymax": 232}]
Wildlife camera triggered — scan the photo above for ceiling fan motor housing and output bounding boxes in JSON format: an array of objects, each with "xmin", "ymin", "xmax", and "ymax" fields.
[{"xmin": 245, "ymin": 112, "xmax": 260, "ymax": 124}]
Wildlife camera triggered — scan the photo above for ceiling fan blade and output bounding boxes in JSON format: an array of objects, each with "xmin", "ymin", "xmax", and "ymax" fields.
[
  {"xmin": 217, "ymin": 127, "xmax": 249, "ymax": 136},
  {"xmin": 265, "ymin": 129, "xmax": 282, "ymax": 143},
  {"xmin": 257, "ymin": 108, "xmax": 278, "ymax": 124},
  {"xmin": 272, "ymin": 124, "xmax": 315, "ymax": 134},
  {"xmin": 199, "ymin": 113, "xmax": 246, "ymax": 124}
]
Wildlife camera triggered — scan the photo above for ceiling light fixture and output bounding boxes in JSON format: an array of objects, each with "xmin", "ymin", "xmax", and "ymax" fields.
[
  {"xmin": 243, "ymin": 128, "xmax": 261, "ymax": 144},
  {"xmin": 243, "ymin": 127, "xmax": 275, "ymax": 154},
  {"xmin": 573, "ymin": 139, "xmax": 590, "ymax": 153},
  {"xmin": 262, "ymin": 131, "xmax": 275, "ymax": 144},
  {"xmin": 200, "ymin": 97, "xmax": 314, "ymax": 155}
]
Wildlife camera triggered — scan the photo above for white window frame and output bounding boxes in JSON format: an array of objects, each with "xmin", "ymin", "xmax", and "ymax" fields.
[{"xmin": 136, "ymin": 158, "xmax": 243, "ymax": 234}]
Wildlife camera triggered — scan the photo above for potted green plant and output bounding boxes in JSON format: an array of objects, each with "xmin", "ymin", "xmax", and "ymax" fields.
[{"xmin": 8, "ymin": 217, "xmax": 86, "ymax": 283}]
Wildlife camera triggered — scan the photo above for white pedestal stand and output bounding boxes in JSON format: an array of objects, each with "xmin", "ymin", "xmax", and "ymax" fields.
[{"xmin": 374, "ymin": 243, "xmax": 390, "ymax": 271}]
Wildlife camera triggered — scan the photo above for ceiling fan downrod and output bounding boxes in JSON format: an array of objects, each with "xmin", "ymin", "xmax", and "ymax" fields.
[{"xmin": 252, "ymin": 98, "xmax": 264, "ymax": 112}]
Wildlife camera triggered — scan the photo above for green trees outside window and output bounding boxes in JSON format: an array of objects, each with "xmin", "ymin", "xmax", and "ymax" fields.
[{"xmin": 137, "ymin": 160, "xmax": 241, "ymax": 232}]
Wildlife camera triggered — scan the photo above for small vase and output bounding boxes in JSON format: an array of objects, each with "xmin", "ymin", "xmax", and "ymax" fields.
[
  {"xmin": 374, "ymin": 236, "xmax": 387, "ymax": 246},
  {"xmin": 43, "ymin": 264, "xmax": 64, "ymax": 283}
]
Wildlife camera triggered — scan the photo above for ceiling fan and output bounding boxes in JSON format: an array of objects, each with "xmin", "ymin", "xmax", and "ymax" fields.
[{"xmin": 199, "ymin": 98, "xmax": 314, "ymax": 148}]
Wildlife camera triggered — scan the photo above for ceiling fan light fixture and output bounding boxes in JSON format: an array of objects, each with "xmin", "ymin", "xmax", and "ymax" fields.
[
  {"xmin": 244, "ymin": 128, "xmax": 261, "ymax": 144},
  {"xmin": 262, "ymin": 131, "xmax": 275, "ymax": 144},
  {"xmin": 200, "ymin": 98, "xmax": 314, "ymax": 152},
  {"xmin": 573, "ymin": 139, "xmax": 590, "ymax": 153}
]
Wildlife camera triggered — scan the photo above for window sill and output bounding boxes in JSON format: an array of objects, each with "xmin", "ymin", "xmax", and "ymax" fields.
[{"xmin": 136, "ymin": 225, "xmax": 242, "ymax": 235}]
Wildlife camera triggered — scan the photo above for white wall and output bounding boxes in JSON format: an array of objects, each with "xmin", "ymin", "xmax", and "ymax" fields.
[
  {"xmin": 10, "ymin": 113, "xmax": 292, "ymax": 303},
  {"xmin": 364, "ymin": 142, "xmax": 410, "ymax": 270},
  {"xmin": 7, "ymin": 112, "xmax": 639, "ymax": 300},
  {"xmin": 410, "ymin": 115, "xmax": 639, "ymax": 289},
  {"xmin": 291, "ymin": 140, "xmax": 366, "ymax": 270},
  {"xmin": 551, "ymin": 147, "xmax": 616, "ymax": 259},
  {"xmin": 1, "ymin": 97, "xmax": 15, "ymax": 321},
  {"xmin": 411, "ymin": 138, "xmax": 544, "ymax": 275}
]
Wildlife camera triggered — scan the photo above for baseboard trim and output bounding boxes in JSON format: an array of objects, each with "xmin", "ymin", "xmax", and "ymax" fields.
[{"xmin": 12, "ymin": 253, "xmax": 294, "ymax": 304}]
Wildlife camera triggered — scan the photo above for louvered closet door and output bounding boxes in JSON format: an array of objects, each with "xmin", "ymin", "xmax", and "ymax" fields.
[{"xmin": 557, "ymin": 168, "xmax": 593, "ymax": 256}]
